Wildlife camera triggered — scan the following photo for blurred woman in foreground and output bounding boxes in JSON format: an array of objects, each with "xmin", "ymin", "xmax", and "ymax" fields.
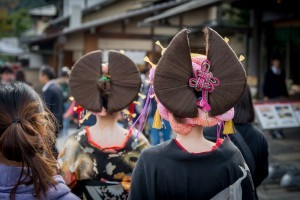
[{"xmin": 0, "ymin": 82, "xmax": 78, "ymax": 200}]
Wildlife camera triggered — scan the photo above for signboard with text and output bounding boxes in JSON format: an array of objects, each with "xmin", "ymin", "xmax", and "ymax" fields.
[{"xmin": 254, "ymin": 102, "xmax": 300, "ymax": 130}]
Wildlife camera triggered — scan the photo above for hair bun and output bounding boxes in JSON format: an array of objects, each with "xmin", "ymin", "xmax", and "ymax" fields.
[
  {"xmin": 154, "ymin": 30, "xmax": 197, "ymax": 118},
  {"xmin": 154, "ymin": 28, "xmax": 246, "ymax": 118},
  {"xmin": 205, "ymin": 27, "xmax": 246, "ymax": 116},
  {"xmin": 69, "ymin": 50, "xmax": 141, "ymax": 113}
]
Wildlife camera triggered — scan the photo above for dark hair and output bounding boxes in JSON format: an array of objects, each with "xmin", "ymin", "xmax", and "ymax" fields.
[
  {"xmin": 0, "ymin": 82, "xmax": 57, "ymax": 200},
  {"xmin": 15, "ymin": 70, "xmax": 26, "ymax": 82},
  {"xmin": 0, "ymin": 66, "xmax": 14, "ymax": 74},
  {"xmin": 40, "ymin": 67, "xmax": 56, "ymax": 80},
  {"xmin": 60, "ymin": 67, "xmax": 70, "ymax": 77},
  {"xmin": 154, "ymin": 28, "xmax": 246, "ymax": 119},
  {"xmin": 271, "ymin": 57, "xmax": 280, "ymax": 61},
  {"xmin": 69, "ymin": 50, "xmax": 141, "ymax": 113},
  {"xmin": 233, "ymin": 85, "xmax": 255, "ymax": 124}
]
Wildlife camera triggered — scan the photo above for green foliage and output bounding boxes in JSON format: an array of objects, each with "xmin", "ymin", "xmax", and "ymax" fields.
[
  {"xmin": 221, "ymin": 4, "xmax": 250, "ymax": 26},
  {"xmin": 0, "ymin": 8, "xmax": 33, "ymax": 38}
]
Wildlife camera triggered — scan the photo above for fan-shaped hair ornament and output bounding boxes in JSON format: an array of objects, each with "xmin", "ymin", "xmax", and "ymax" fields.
[
  {"xmin": 69, "ymin": 50, "xmax": 103, "ymax": 112},
  {"xmin": 205, "ymin": 27, "xmax": 246, "ymax": 116},
  {"xmin": 154, "ymin": 28, "xmax": 246, "ymax": 119},
  {"xmin": 69, "ymin": 50, "xmax": 141, "ymax": 113},
  {"xmin": 154, "ymin": 29, "xmax": 198, "ymax": 118},
  {"xmin": 107, "ymin": 51, "xmax": 141, "ymax": 112}
]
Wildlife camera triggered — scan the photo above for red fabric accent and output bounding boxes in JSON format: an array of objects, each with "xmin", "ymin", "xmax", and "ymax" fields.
[
  {"xmin": 128, "ymin": 103, "xmax": 135, "ymax": 120},
  {"xmin": 174, "ymin": 138, "xmax": 224, "ymax": 154},
  {"xmin": 85, "ymin": 127, "xmax": 133, "ymax": 151},
  {"xmin": 75, "ymin": 104, "xmax": 84, "ymax": 121}
]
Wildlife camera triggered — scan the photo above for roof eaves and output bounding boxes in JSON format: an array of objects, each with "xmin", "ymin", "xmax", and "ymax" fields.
[
  {"xmin": 63, "ymin": 0, "xmax": 187, "ymax": 35},
  {"xmin": 47, "ymin": 0, "xmax": 118, "ymax": 27},
  {"xmin": 142, "ymin": 0, "xmax": 221, "ymax": 24}
]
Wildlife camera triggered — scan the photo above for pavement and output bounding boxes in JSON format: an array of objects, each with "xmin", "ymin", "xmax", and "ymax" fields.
[{"xmin": 257, "ymin": 128, "xmax": 300, "ymax": 200}]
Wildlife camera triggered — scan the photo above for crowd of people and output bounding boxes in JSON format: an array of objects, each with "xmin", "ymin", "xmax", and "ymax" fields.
[{"xmin": 0, "ymin": 27, "xmax": 274, "ymax": 199}]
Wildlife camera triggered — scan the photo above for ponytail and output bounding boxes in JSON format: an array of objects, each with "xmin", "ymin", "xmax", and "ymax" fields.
[{"xmin": 0, "ymin": 83, "xmax": 58, "ymax": 200}]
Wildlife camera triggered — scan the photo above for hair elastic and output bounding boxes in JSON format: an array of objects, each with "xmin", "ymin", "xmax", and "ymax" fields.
[{"xmin": 12, "ymin": 119, "xmax": 21, "ymax": 123}]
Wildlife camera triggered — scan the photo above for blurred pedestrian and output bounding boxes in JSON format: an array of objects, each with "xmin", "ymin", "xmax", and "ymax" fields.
[
  {"xmin": 15, "ymin": 70, "xmax": 32, "ymax": 86},
  {"xmin": 39, "ymin": 67, "xmax": 64, "ymax": 130},
  {"xmin": 15, "ymin": 70, "xmax": 26, "ymax": 82},
  {"xmin": 148, "ymin": 100, "xmax": 172, "ymax": 145},
  {"xmin": 57, "ymin": 67, "xmax": 71, "ymax": 103},
  {"xmin": 0, "ymin": 66, "xmax": 14, "ymax": 85},
  {"xmin": 57, "ymin": 67, "xmax": 71, "ymax": 136},
  {"xmin": 263, "ymin": 58, "xmax": 288, "ymax": 139},
  {"xmin": 129, "ymin": 29, "xmax": 255, "ymax": 200},
  {"xmin": 0, "ymin": 82, "xmax": 78, "ymax": 200},
  {"xmin": 58, "ymin": 51, "xmax": 149, "ymax": 199},
  {"xmin": 205, "ymin": 85, "xmax": 269, "ymax": 196},
  {"xmin": 263, "ymin": 58, "xmax": 288, "ymax": 100}
]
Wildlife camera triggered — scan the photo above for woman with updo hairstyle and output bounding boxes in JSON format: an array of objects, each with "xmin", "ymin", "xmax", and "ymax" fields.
[
  {"xmin": 129, "ymin": 28, "xmax": 255, "ymax": 199},
  {"xmin": 58, "ymin": 51, "xmax": 149, "ymax": 199},
  {"xmin": 0, "ymin": 82, "xmax": 78, "ymax": 200}
]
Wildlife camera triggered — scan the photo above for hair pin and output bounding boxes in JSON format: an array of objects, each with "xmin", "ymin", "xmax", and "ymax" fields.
[
  {"xmin": 133, "ymin": 101, "xmax": 141, "ymax": 106},
  {"xmin": 138, "ymin": 93, "xmax": 146, "ymax": 99},
  {"xmin": 122, "ymin": 109, "xmax": 136, "ymax": 118},
  {"xmin": 239, "ymin": 55, "xmax": 245, "ymax": 62},
  {"xmin": 79, "ymin": 112, "xmax": 92, "ymax": 124},
  {"xmin": 155, "ymin": 41, "xmax": 166, "ymax": 55},
  {"xmin": 224, "ymin": 37, "xmax": 229, "ymax": 43},
  {"xmin": 144, "ymin": 56, "xmax": 156, "ymax": 68}
]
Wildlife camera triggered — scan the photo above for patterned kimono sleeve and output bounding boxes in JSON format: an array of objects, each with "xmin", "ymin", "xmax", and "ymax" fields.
[
  {"xmin": 57, "ymin": 134, "xmax": 84, "ymax": 188},
  {"xmin": 135, "ymin": 133, "xmax": 150, "ymax": 152}
]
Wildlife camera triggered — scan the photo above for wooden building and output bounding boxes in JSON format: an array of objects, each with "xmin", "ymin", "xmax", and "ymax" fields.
[{"xmin": 26, "ymin": 0, "xmax": 300, "ymax": 97}]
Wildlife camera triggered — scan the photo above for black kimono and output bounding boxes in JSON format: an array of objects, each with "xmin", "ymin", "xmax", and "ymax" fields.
[
  {"xmin": 129, "ymin": 138, "xmax": 255, "ymax": 200},
  {"xmin": 204, "ymin": 124, "xmax": 269, "ymax": 188}
]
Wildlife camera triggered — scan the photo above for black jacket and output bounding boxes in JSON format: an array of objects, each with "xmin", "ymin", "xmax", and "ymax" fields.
[
  {"xmin": 204, "ymin": 124, "xmax": 269, "ymax": 188},
  {"xmin": 263, "ymin": 68, "xmax": 288, "ymax": 99},
  {"xmin": 43, "ymin": 83, "xmax": 64, "ymax": 127}
]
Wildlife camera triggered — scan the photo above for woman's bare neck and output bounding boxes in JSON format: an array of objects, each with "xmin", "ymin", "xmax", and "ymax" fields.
[
  {"xmin": 88, "ymin": 114, "xmax": 128, "ymax": 148},
  {"xmin": 176, "ymin": 126, "xmax": 215, "ymax": 153}
]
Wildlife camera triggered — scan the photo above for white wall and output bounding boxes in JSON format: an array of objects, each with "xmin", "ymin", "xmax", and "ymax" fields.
[
  {"xmin": 29, "ymin": 52, "xmax": 43, "ymax": 69},
  {"xmin": 98, "ymin": 38, "xmax": 153, "ymax": 51},
  {"xmin": 102, "ymin": 50, "xmax": 146, "ymax": 64},
  {"xmin": 63, "ymin": 0, "xmax": 85, "ymax": 16},
  {"xmin": 87, "ymin": 0, "xmax": 106, "ymax": 7}
]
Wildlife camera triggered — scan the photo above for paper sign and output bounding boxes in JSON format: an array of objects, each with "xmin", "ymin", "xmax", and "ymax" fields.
[{"xmin": 254, "ymin": 103, "xmax": 300, "ymax": 129}]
